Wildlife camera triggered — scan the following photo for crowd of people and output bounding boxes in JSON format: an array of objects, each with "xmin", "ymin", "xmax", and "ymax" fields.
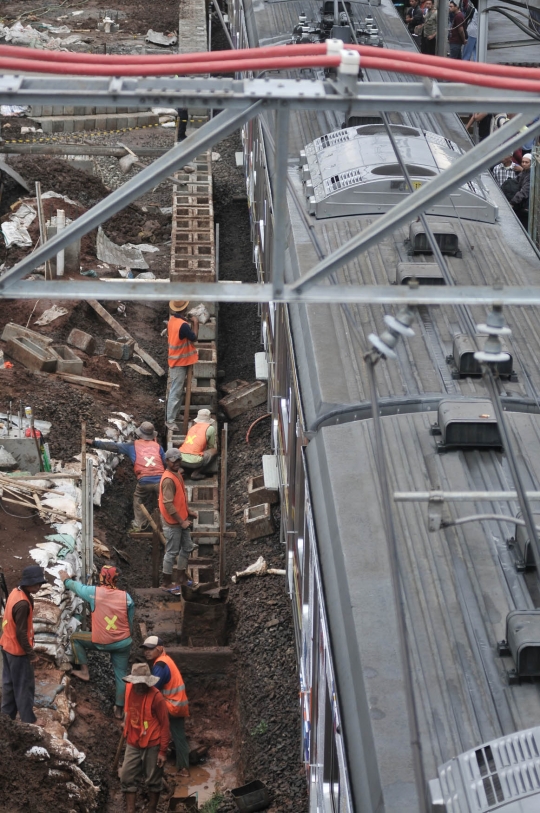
[{"xmin": 405, "ymin": 0, "xmax": 477, "ymax": 59}]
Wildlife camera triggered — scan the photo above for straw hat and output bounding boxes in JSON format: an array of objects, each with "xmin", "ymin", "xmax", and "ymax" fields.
[
  {"xmin": 123, "ymin": 663, "xmax": 159, "ymax": 686},
  {"xmin": 169, "ymin": 301, "xmax": 190, "ymax": 313},
  {"xmin": 194, "ymin": 409, "xmax": 212, "ymax": 424}
]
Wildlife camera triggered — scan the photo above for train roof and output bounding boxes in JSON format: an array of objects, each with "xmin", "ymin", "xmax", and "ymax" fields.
[{"xmin": 307, "ymin": 411, "xmax": 540, "ymax": 812}]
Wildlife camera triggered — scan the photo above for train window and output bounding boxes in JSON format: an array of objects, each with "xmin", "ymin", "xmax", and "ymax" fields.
[{"xmin": 323, "ymin": 689, "xmax": 341, "ymax": 811}]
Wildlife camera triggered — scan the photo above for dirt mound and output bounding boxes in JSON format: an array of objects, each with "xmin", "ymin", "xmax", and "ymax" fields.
[
  {"xmin": 0, "ymin": 715, "xmax": 97, "ymax": 813},
  {"xmin": 10, "ymin": 156, "xmax": 111, "ymax": 208}
]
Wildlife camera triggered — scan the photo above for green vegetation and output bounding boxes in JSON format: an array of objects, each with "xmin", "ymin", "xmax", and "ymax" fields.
[
  {"xmin": 250, "ymin": 719, "xmax": 268, "ymax": 736},
  {"xmin": 200, "ymin": 790, "xmax": 226, "ymax": 813}
]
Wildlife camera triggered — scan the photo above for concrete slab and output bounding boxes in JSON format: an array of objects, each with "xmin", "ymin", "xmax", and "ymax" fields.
[
  {"xmin": 6, "ymin": 337, "xmax": 58, "ymax": 372},
  {"xmin": 0, "ymin": 438, "xmax": 42, "ymax": 474}
]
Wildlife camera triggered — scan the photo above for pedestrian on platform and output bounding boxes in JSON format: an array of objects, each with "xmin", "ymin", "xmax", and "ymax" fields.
[
  {"xmin": 448, "ymin": 0, "xmax": 466, "ymax": 59},
  {"xmin": 420, "ymin": 0, "xmax": 437, "ymax": 55},
  {"xmin": 58, "ymin": 565, "xmax": 134, "ymax": 719},
  {"xmin": 179, "ymin": 408, "xmax": 218, "ymax": 480},
  {"xmin": 120, "ymin": 662, "xmax": 170, "ymax": 813},
  {"xmin": 0, "ymin": 565, "xmax": 46, "ymax": 724},
  {"xmin": 159, "ymin": 448, "xmax": 198, "ymax": 592},
  {"xmin": 166, "ymin": 301, "xmax": 199, "ymax": 432},
  {"xmin": 141, "ymin": 635, "xmax": 190, "ymax": 776},
  {"xmin": 88, "ymin": 421, "xmax": 166, "ymax": 532}
]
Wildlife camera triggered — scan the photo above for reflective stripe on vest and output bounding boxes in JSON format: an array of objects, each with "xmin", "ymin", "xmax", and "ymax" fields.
[
  {"xmin": 0, "ymin": 588, "xmax": 33, "ymax": 656},
  {"xmin": 133, "ymin": 439, "xmax": 165, "ymax": 480},
  {"xmin": 168, "ymin": 317, "xmax": 198, "ymax": 368},
  {"xmin": 124, "ymin": 684, "xmax": 162, "ymax": 747},
  {"xmin": 91, "ymin": 586, "xmax": 130, "ymax": 645},
  {"xmin": 158, "ymin": 470, "xmax": 188, "ymax": 525},
  {"xmin": 179, "ymin": 423, "xmax": 210, "ymax": 456},
  {"xmin": 155, "ymin": 653, "xmax": 189, "ymax": 717}
]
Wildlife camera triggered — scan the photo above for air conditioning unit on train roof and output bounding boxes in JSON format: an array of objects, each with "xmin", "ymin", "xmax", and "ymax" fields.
[
  {"xmin": 508, "ymin": 511, "xmax": 540, "ymax": 571},
  {"xmin": 396, "ymin": 262, "xmax": 445, "ymax": 285},
  {"xmin": 431, "ymin": 399, "xmax": 502, "ymax": 451},
  {"xmin": 408, "ymin": 221, "xmax": 460, "ymax": 256},
  {"xmin": 429, "ymin": 727, "xmax": 540, "ymax": 812},
  {"xmin": 300, "ymin": 125, "xmax": 498, "ymax": 222},
  {"xmin": 447, "ymin": 334, "xmax": 514, "ymax": 379}
]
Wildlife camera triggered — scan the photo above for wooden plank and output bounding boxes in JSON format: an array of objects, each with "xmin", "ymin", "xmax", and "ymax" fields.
[
  {"xmin": 219, "ymin": 424, "xmax": 228, "ymax": 587},
  {"xmin": 87, "ymin": 300, "xmax": 165, "ymax": 377},
  {"xmin": 55, "ymin": 372, "xmax": 120, "ymax": 391}
]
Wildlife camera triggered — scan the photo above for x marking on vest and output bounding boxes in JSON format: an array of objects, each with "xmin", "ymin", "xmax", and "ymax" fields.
[
  {"xmin": 2, "ymin": 619, "xmax": 7, "ymax": 629},
  {"xmin": 105, "ymin": 615, "xmax": 118, "ymax": 631},
  {"xmin": 144, "ymin": 455, "xmax": 156, "ymax": 467},
  {"xmin": 184, "ymin": 435, "xmax": 195, "ymax": 445}
]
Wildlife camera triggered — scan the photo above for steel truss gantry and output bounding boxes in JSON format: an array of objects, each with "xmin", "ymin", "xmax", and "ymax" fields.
[{"xmin": 1, "ymin": 75, "xmax": 540, "ymax": 306}]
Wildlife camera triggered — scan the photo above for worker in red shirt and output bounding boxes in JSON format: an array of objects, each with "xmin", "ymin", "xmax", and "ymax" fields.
[
  {"xmin": 0, "ymin": 565, "xmax": 46, "ymax": 724},
  {"xmin": 120, "ymin": 663, "xmax": 170, "ymax": 813}
]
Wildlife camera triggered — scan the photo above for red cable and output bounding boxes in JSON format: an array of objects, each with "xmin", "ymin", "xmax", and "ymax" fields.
[
  {"xmin": 2, "ymin": 41, "xmax": 540, "ymax": 81},
  {"xmin": 2, "ymin": 51, "xmax": 540, "ymax": 92}
]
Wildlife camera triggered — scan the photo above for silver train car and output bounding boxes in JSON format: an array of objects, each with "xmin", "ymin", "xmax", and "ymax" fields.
[{"xmin": 226, "ymin": 0, "xmax": 540, "ymax": 810}]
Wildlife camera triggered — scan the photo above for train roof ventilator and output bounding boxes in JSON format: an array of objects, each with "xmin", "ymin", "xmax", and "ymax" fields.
[
  {"xmin": 507, "ymin": 511, "xmax": 540, "ymax": 571},
  {"xmin": 431, "ymin": 399, "xmax": 502, "ymax": 451},
  {"xmin": 396, "ymin": 262, "xmax": 446, "ymax": 285},
  {"xmin": 429, "ymin": 726, "xmax": 540, "ymax": 812},
  {"xmin": 498, "ymin": 611, "xmax": 540, "ymax": 684},
  {"xmin": 447, "ymin": 334, "xmax": 515, "ymax": 380}
]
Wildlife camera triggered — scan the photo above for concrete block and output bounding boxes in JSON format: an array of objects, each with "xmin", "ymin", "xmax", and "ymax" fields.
[
  {"xmin": 1, "ymin": 323, "xmax": 53, "ymax": 347},
  {"xmin": 6, "ymin": 337, "xmax": 58, "ymax": 373},
  {"xmin": 52, "ymin": 119, "xmax": 64, "ymax": 134},
  {"xmin": 104, "ymin": 337, "xmax": 134, "ymax": 360},
  {"xmin": 191, "ymin": 484, "xmax": 219, "ymax": 509},
  {"xmin": 52, "ymin": 106, "xmax": 64, "ymax": 117},
  {"xmin": 41, "ymin": 105, "xmax": 53, "ymax": 116},
  {"xmin": 219, "ymin": 381, "xmax": 268, "ymax": 419},
  {"xmin": 83, "ymin": 117, "xmax": 97, "ymax": 131},
  {"xmin": 67, "ymin": 328, "xmax": 95, "ymax": 355},
  {"xmin": 63, "ymin": 106, "xmax": 75, "ymax": 116},
  {"xmin": 193, "ymin": 508, "xmax": 219, "ymax": 544},
  {"xmin": 198, "ymin": 317, "xmax": 216, "ymax": 341},
  {"xmin": 193, "ymin": 342, "xmax": 217, "ymax": 379},
  {"xmin": 94, "ymin": 115, "xmax": 107, "ymax": 131},
  {"xmin": 116, "ymin": 116, "xmax": 129, "ymax": 130},
  {"xmin": 0, "ymin": 438, "xmax": 41, "ymax": 474},
  {"xmin": 248, "ymin": 474, "xmax": 279, "ymax": 507},
  {"xmin": 74, "ymin": 106, "xmax": 87, "ymax": 116},
  {"xmin": 220, "ymin": 379, "xmax": 248, "ymax": 395},
  {"xmin": 63, "ymin": 119, "xmax": 74, "ymax": 134},
  {"xmin": 30, "ymin": 105, "xmax": 42, "ymax": 117},
  {"xmin": 51, "ymin": 345, "xmax": 83, "ymax": 375},
  {"xmin": 73, "ymin": 118, "xmax": 85, "ymax": 132},
  {"xmin": 244, "ymin": 503, "xmax": 275, "ymax": 541},
  {"xmin": 40, "ymin": 120, "xmax": 53, "ymax": 134},
  {"xmin": 105, "ymin": 117, "xmax": 117, "ymax": 132},
  {"xmin": 191, "ymin": 378, "xmax": 217, "ymax": 409}
]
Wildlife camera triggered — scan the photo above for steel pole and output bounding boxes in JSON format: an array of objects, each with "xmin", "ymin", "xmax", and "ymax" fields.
[
  {"xmin": 477, "ymin": 0, "xmax": 489, "ymax": 63},
  {"xmin": 530, "ymin": 145, "xmax": 540, "ymax": 244},
  {"xmin": 0, "ymin": 102, "xmax": 261, "ymax": 293},
  {"xmin": 436, "ymin": 0, "xmax": 449, "ymax": 58},
  {"xmin": 291, "ymin": 113, "xmax": 540, "ymax": 293},
  {"xmin": 271, "ymin": 107, "xmax": 290, "ymax": 299}
]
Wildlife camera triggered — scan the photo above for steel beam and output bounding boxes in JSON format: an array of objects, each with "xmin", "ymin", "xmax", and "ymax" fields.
[
  {"xmin": 291, "ymin": 113, "xmax": 540, "ymax": 294},
  {"xmin": 0, "ymin": 144, "xmax": 169, "ymax": 156},
  {"xmin": 394, "ymin": 491, "xmax": 540, "ymax": 501},
  {"xmin": 477, "ymin": 0, "xmax": 489, "ymax": 63},
  {"xmin": 1, "ymin": 75, "xmax": 540, "ymax": 112},
  {"xmin": 0, "ymin": 102, "xmax": 261, "ymax": 293},
  {"xmin": 271, "ymin": 107, "xmax": 290, "ymax": 299},
  {"xmin": 8, "ymin": 280, "xmax": 540, "ymax": 305}
]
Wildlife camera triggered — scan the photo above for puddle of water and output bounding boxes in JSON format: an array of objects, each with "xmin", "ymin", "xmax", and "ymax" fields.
[{"xmin": 171, "ymin": 753, "xmax": 238, "ymax": 804}]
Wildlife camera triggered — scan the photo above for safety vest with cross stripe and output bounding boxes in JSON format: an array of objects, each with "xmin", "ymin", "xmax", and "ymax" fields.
[{"xmin": 91, "ymin": 586, "xmax": 130, "ymax": 645}]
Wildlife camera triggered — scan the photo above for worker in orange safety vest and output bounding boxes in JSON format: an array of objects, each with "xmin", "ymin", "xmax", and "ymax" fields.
[
  {"xmin": 179, "ymin": 408, "xmax": 218, "ymax": 481},
  {"xmin": 159, "ymin": 448, "xmax": 198, "ymax": 591},
  {"xmin": 0, "ymin": 565, "xmax": 47, "ymax": 723},
  {"xmin": 166, "ymin": 300, "xmax": 199, "ymax": 431},
  {"xmin": 88, "ymin": 421, "xmax": 166, "ymax": 532},
  {"xmin": 141, "ymin": 635, "xmax": 190, "ymax": 775},
  {"xmin": 120, "ymin": 662, "xmax": 170, "ymax": 813},
  {"xmin": 58, "ymin": 565, "xmax": 135, "ymax": 719}
]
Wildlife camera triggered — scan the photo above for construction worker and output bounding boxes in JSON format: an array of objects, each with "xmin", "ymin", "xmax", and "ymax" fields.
[
  {"xmin": 88, "ymin": 421, "xmax": 166, "ymax": 531},
  {"xmin": 0, "ymin": 565, "xmax": 46, "ymax": 724},
  {"xmin": 159, "ymin": 448, "xmax": 198, "ymax": 591},
  {"xmin": 141, "ymin": 636, "xmax": 190, "ymax": 776},
  {"xmin": 58, "ymin": 565, "xmax": 134, "ymax": 719},
  {"xmin": 120, "ymin": 663, "xmax": 170, "ymax": 813},
  {"xmin": 179, "ymin": 408, "xmax": 218, "ymax": 481},
  {"xmin": 166, "ymin": 300, "xmax": 199, "ymax": 431}
]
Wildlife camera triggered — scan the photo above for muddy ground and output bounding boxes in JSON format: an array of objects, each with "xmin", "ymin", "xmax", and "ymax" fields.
[{"xmin": 0, "ymin": 126, "xmax": 307, "ymax": 812}]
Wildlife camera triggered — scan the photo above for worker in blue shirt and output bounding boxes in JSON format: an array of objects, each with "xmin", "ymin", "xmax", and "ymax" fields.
[
  {"xmin": 87, "ymin": 421, "xmax": 166, "ymax": 531},
  {"xmin": 58, "ymin": 565, "xmax": 135, "ymax": 719}
]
